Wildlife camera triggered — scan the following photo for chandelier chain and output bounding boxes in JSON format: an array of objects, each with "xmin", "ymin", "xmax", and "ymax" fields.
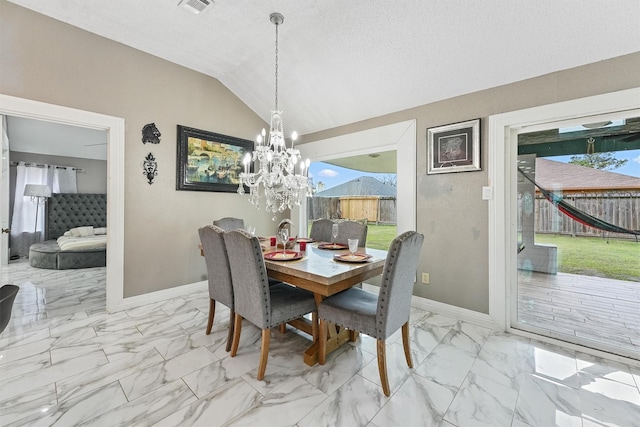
[{"xmin": 274, "ymin": 20, "xmax": 279, "ymax": 111}]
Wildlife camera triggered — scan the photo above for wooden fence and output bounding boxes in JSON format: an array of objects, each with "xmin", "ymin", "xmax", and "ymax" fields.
[
  {"xmin": 307, "ymin": 196, "xmax": 397, "ymax": 224},
  {"xmin": 535, "ymin": 192, "xmax": 640, "ymax": 239}
]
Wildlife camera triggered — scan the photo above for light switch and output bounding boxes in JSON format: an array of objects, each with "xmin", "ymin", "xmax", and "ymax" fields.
[{"xmin": 482, "ymin": 186, "xmax": 492, "ymax": 200}]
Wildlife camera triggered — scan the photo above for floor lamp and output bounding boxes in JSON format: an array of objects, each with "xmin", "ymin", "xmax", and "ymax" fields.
[{"xmin": 24, "ymin": 184, "xmax": 52, "ymax": 242}]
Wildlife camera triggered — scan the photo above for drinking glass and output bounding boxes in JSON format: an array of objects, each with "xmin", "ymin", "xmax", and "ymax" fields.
[
  {"xmin": 331, "ymin": 223, "xmax": 339, "ymax": 244},
  {"xmin": 348, "ymin": 238, "xmax": 358, "ymax": 257},
  {"xmin": 278, "ymin": 228, "xmax": 289, "ymax": 252}
]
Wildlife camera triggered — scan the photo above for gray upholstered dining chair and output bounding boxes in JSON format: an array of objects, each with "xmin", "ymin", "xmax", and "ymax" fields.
[
  {"xmin": 336, "ymin": 220, "xmax": 369, "ymax": 289},
  {"xmin": 198, "ymin": 225, "xmax": 235, "ymax": 351},
  {"xmin": 1, "ymin": 285, "xmax": 20, "ymax": 335},
  {"xmin": 309, "ymin": 218, "xmax": 334, "ymax": 242},
  {"xmin": 223, "ymin": 229, "xmax": 318, "ymax": 380},
  {"xmin": 318, "ymin": 230, "xmax": 424, "ymax": 396},
  {"xmin": 336, "ymin": 220, "xmax": 368, "ymax": 247},
  {"xmin": 213, "ymin": 217, "xmax": 245, "ymax": 231}
]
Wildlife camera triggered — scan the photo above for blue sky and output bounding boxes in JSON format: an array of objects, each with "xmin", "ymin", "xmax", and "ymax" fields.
[
  {"xmin": 548, "ymin": 149, "xmax": 640, "ymax": 178},
  {"xmin": 309, "ymin": 162, "xmax": 392, "ymax": 191},
  {"xmin": 310, "ymin": 149, "xmax": 640, "ymax": 191}
]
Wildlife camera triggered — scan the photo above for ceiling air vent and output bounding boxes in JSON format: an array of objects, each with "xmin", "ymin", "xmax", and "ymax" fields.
[{"xmin": 179, "ymin": 0, "xmax": 211, "ymax": 14}]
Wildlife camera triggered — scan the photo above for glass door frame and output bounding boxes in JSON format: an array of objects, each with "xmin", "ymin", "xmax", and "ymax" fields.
[{"xmin": 487, "ymin": 87, "xmax": 640, "ymax": 361}]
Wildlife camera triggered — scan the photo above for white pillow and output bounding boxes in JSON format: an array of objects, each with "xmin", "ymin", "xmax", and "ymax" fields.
[
  {"xmin": 94, "ymin": 227, "xmax": 107, "ymax": 235},
  {"xmin": 64, "ymin": 230, "xmax": 72, "ymax": 237},
  {"xmin": 70, "ymin": 226, "xmax": 94, "ymax": 237}
]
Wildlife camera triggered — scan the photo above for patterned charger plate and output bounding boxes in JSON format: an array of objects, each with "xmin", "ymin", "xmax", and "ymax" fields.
[
  {"xmin": 264, "ymin": 251, "xmax": 304, "ymax": 261},
  {"xmin": 318, "ymin": 243, "xmax": 349, "ymax": 250},
  {"xmin": 334, "ymin": 253, "xmax": 372, "ymax": 263}
]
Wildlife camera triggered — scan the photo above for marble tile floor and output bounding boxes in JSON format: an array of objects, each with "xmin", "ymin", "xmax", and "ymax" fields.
[{"xmin": 1, "ymin": 261, "xmax": 640, "ymax": 426}]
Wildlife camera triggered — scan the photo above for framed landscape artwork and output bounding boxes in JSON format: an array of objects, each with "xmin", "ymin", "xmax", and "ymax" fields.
[
  {"xmin": 427, "ymin": 119, "xmax": 481, "ymax": 174},
  {"xmin": 176, "ymin": 125, "xmax": 253, "ymax": 192}
]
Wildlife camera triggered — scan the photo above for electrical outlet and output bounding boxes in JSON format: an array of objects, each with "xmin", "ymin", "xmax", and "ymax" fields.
[{"xmin": 421, "ymin": 272, "xmax": 430, "ymax": 284}]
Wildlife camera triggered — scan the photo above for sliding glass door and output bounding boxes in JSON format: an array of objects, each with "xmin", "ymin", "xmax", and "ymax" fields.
[{"xmin": 512, "ymin": 114, "xmax": 640, "ymax": 359}]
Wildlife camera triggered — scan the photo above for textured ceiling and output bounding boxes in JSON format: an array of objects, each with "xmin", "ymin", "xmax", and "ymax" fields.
[{"xmin": 7, "ymin": 0, "xmax": 640, "ymax": 136}]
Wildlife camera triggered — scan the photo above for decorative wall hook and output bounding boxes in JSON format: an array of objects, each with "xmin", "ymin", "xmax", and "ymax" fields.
[
  {"xmin": 142, "ymin": 123, "xmax": 161, "ymax": 144},
  {"xmin": 143, "ymin": 153, "xmax": 158, "ymax": 184}
]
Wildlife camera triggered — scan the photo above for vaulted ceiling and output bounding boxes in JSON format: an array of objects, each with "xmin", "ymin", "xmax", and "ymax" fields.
[{"xmin": 7, "ymin": 0, "xmax": 640, "ymax": 136}]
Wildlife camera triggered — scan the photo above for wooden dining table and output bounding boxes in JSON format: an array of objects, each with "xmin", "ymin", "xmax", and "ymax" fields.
[
  {"xmin": 200, "ymin": 237, "xmax": 387, "ymax": 366},
  {"xmin": 262, "ymin": 240, "xmax": 387, "ymax": 366}
]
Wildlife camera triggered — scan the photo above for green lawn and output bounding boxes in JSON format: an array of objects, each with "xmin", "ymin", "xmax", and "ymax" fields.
[
  {"xmin": 307, "ymin": 222, "xmax": 397, "ymax": 250},
  {"xmin": 534, "ymin": 234, "xmax": 640, "ymax": 281},
  {"xmin": 304, "ymin": 224, "xmax": 640, "ymax": 280},
  {"xmin": 365, "ymin": 224, "xmax": 397, "ymax": 250}
]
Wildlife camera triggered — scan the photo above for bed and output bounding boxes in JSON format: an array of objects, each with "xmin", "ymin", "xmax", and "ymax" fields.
[{"xmin": 29, "ymin": 193, "xmax": 107, "ymax": 269}]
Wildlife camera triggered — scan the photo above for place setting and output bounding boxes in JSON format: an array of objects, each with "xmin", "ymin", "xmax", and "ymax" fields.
[
  {"xmin": 264, "ymin": 250, "xmax": 304, "ymax": 261},
  {"xmin": 333, "ymin": 238, "xmax": 372, "ymax": 263},
  {"xmin": 318, "ymin": 223, "xmax": 349, "ymax": 250},
  {"xmin": 263, "ymin": 226, "xmax": 305, "ymax": 261},
  {"xmin": 318, "ymin": 243, "xmax": 349, "ymax": 250},
  {"xmin": 333, "ymin": 253, "xmax": 372, "ymax": 263}
]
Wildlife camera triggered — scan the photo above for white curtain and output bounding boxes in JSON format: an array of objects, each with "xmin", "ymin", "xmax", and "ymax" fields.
[{"xmin": 10, "ymin": 163, "xmax": 78, "ymax": 257}]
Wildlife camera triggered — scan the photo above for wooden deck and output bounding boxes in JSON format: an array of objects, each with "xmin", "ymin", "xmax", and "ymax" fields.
[{"xmin": 517, "ymin": 270, "xmax": 640, "ymax": 356}]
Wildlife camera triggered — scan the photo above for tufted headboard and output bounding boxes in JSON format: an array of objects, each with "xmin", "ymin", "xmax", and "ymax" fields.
[{"xmin": 45, "ymin": 193, "xmax": 107, "ymax": 240}]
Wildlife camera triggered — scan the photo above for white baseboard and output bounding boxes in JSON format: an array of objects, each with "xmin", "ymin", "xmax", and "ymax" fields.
[
  {"xmin": 411, "ymin": 295, "xmax": 501, "ymax": 330},
  {"xmin": 112, "ymin": 280, "xmax": 500, "ymax": 333},
  {"xmin": 109, "ymin": 281, "xmax": 207, "ymax": 313}
]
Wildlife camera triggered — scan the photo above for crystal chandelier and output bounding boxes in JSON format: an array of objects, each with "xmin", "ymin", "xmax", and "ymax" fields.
[{"xmin": 238, "ymin": 12, "xmax": 311, "ymax": 217}]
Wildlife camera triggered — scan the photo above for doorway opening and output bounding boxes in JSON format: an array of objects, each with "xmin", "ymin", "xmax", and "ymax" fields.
[
  {"xmin": 6, "ymin": 116, "xmax": 108, "ymax": 258},
  {"xmin": 0, "ymin": 94, "xmax": 125, "ymax": 313}
]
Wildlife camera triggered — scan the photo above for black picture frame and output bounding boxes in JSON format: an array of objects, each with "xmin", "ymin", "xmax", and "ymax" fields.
[
  {"xmin": 176, "ymin": 125, "xmax": 253, "ymax": 193},
  {"xmin": 427, "ymin": 119, "xmax": 481, "ymax": 174}
]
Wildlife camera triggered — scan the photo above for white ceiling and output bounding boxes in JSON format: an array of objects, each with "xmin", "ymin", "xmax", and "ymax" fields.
[
  {"xmin": 7, "ymin": 0, "xmax": 640, "ymax": 137},
  {"xmin": 327, "ymin": 150, "xmax": 397, "ymax": 174},
  {"xmin": 7, "ymin": 116, "xmax": 107, "ymax": 161}
]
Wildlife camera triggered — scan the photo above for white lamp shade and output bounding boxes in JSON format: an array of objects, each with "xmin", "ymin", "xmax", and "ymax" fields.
[{"xmin": 24, "ymin": 184, "xmax": 52, "ymax": 198}]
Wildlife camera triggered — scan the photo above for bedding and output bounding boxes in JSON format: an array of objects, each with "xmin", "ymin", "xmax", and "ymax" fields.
[
  {"xmin": 63, "ymin": 226, "xmax": 107, "ymax": 237},
  {"xmin": 57, "ymin": 234, "xmax": 107, "ymax": 251},
  {"xmin": 65, "ymin": 226, "xmax": 95, "ymax": 237}
]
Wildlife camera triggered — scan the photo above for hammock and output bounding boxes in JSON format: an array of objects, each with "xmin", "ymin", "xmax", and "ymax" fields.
[{"xmin": 518, "ymin": 168, "xmax": 640, "ymax": 239}]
